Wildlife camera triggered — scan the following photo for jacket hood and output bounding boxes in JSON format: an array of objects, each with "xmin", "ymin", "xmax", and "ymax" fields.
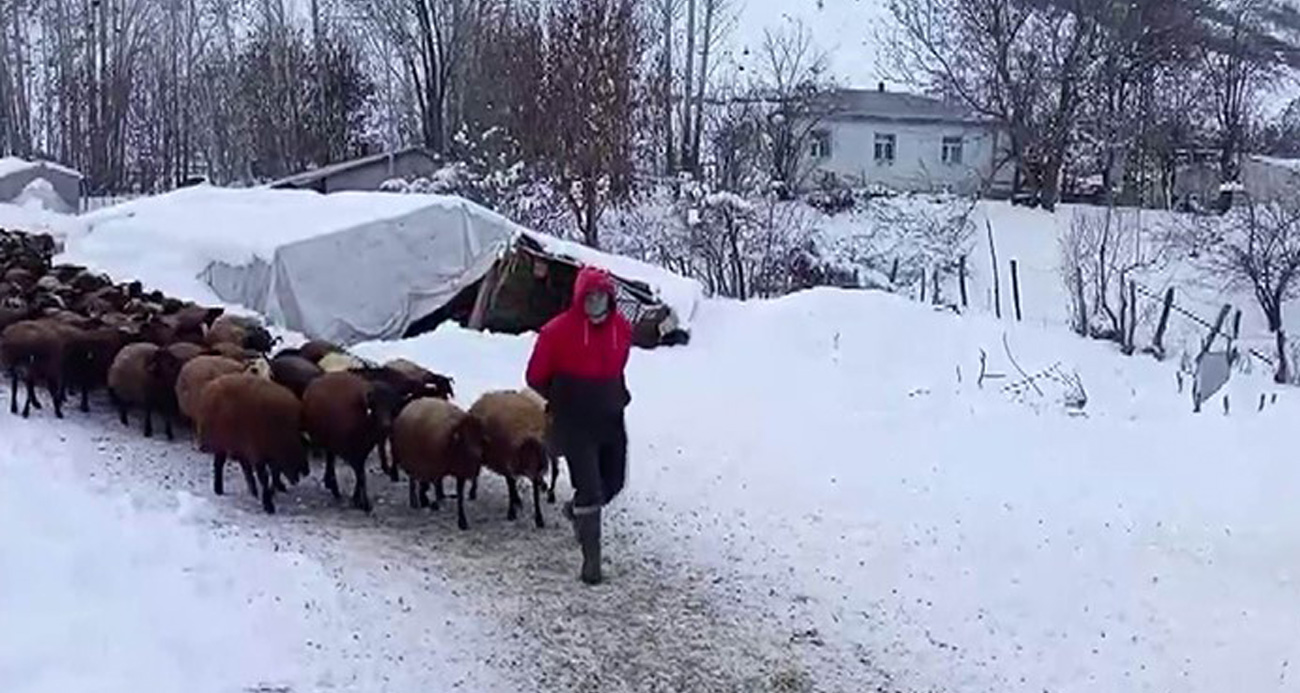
[{"xmin": 572, "ymin": 266, "xmax": 616, "ymax": 308}]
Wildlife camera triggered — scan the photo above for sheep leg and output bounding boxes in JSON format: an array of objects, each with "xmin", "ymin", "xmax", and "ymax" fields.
[
  {"xmin": 272, "ymin": 471, "xmax": 287, "ymax": 493},
  {"xmin": 163, "ymin": 411, "xmax": 174, "ymax": 441},
  {"xmin": 26, "ymin": 370, "xmax": 42, "ymax": 411},
  {"xmin": 349, "ymin": 458, "xmax": 372, "ymax": 513},
  {"xmin": 532, "ymin": 479, "xmax": 545, "ymax": 529},
  {"xmin": 408, "ymin": 478, "xmax": 419, "ymax": 509},
  {"xmin": 323, "ymin": 453, "xmax": 341, "ymax": 499},
  {"xmin": 386, "ymin": 440, "xmax": 399, "ymax": 482},
  {"xmin": 468, "ymin": 475, "xmax": 478, "ymax": 501},
  {"xmin": 548, "ymin": 456, "xmax": 559, "ymax": 504},
  {"xmin": 505, "ymin": 476, "xmax": 520, "ymax": 521},
  {"xmin": 240, "ymin": 461, "xmax": 259, "ymax": 497},
  {"xmin": 142, "ymin": 405, "xmax": 153, "ymax": 438},
  {"xmin": 79, "ymin": 385, "xmax": 90, "ymax": 414},
  {"xmin": 22, "ymin": 373, "xmax": 38, "ymax": 417},
  {"xmin": 455, "ymin": 477, "xmax": 469, "ymax": 531},
  {"xmin": 111, "ymin": 390, "xmax": 126, "ymax": 426},
  {"xmin": 8, "ymin": 367, "xmax": 17, "ymax": 414},
  {"xmin": 255, "ymin": 464, "xmax": 276, "ymax": 514},
  {"xmin": 421, "ymin": 481, "xmax": 434, "ymax": 509},
  {"xmin": 49, "ymin": 379, "xmax": 63, "ymax": 419},
  {"xmin": 212, "ymin": 453, "xmax": 226, "ymax": 495}
]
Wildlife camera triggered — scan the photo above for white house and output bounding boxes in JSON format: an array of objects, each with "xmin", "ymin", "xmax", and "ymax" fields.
[{"xmin": 805, "ymin": 86, "xmax": 1012, "ymax": 196}]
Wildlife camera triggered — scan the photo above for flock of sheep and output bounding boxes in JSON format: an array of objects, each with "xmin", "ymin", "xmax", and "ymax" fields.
[{"xmin": 0, "ymin": 229, "xmax": 560, "ymax": 530}]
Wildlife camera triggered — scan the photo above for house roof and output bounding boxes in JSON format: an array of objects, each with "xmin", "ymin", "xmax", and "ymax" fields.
[
  {"xmin": 267, "ymin": 147, "xmax": 437, "ymax": 189},
  {"xmin": 823, "ymin": 89, "xmax": 992, "ymax": 126}
]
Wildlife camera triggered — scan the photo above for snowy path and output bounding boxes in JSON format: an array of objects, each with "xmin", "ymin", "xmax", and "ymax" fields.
[{"xmin": 4, "ymin": 395, "xmax": 827, "ymax": 693}]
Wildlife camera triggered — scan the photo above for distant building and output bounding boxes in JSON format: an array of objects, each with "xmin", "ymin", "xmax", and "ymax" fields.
[
  {"xmin": 804, "ymin": 85, "xmax": 1014, "ymax": 196},
  {"xmin": 269, "ymin": 148, "xmax": 440, "ymax": 194},
  {"xmin": 1166, "ymin": 152, "xmax": 1300, "ymax": 211},
  {"xmin": 0, "ymin": 157, "xmax": 82, "ymax": 213}
]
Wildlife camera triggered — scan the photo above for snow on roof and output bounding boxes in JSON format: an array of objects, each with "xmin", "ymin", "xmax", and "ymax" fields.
[
  {"xmin": 0, "ymin": 156, "xmax": 83, "ymax": 180},
  {"xmin": 81, "ymin": 185, "xmax": 462, "ymax": 265}
]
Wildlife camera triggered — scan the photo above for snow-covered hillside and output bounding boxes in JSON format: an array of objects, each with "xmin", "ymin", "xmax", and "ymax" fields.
[{"xmin": 5, "ymin": 252, "xmax": 1297, "ymax": 692}]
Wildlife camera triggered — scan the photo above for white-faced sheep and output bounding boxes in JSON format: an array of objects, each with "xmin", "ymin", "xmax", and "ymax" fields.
[
  {"xmin": 391, "ymin": 397, "xmax": 486, "ymax": 530},
  {"xmin": 300, "ymin": 371, "xmax": 402, "ymax": 513},
  {"xmin": 195, "ymin": 373, "xmax": 308, "ymax": 514},
  {"xmin": 318, "ymin": 351, "xmax": 369, "ymax": 373},
  {"xmin": 468, "ymin": 390, "xmax": 551, "ymax": 528},
  {"xmin": 107, "ymin": 342, "xmax": 187, "ymax": 439}
]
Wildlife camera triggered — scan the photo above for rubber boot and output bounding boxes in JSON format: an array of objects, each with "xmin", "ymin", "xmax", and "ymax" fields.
[{"xmin": 575, "ymin": 508, "xmax": 603, "ymax": 585}]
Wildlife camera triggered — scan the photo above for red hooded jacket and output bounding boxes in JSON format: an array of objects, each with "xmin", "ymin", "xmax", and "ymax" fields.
[{"xmin": 526, "ymin": 266, "xmax": 632, "ymax": 423}]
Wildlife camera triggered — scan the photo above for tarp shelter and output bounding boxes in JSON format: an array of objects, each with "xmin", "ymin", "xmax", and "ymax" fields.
[
  {"xmin": 0, "ymin": 157, "xmax": 82, "ymax": 214},
  {"xmin": 78, "ymin": 186, "xmax": 700, "ymax": 346}
]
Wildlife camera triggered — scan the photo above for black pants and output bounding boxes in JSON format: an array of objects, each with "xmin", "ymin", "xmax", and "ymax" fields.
[{"xmin": 556, "ymin": 418, "xmax": 627, "ymax": 511}]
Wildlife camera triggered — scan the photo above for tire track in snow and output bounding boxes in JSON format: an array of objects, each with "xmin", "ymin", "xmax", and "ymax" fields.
[{"xmin": 22, "ymin": 398, "xmax": 817, "ymax": 693}]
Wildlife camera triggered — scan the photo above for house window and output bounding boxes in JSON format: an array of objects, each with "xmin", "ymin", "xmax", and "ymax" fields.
[
  {"xmin": 942, "ymin": 136, "xmax": 964, "ymax": 165},
  {"xmin": 874, "ymin": 133, "xmax": 896, "ymax": 163},
  {"xmin": 809, "ymin": 129, "xmax": 832, "ymax": 159}
]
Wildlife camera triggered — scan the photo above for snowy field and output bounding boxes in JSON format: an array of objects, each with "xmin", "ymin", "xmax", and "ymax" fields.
[{"xmin": 4, "ymin": 198, "xmax": 1300, "ymax": 692}]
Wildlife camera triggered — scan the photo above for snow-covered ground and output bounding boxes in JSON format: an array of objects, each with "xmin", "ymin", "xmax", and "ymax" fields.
[{"xmin": 5, "ymin": 197, "xmax": 1300, "ymax": 691}]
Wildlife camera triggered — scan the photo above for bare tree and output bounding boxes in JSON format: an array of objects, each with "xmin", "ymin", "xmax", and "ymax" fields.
[
  {"xmin": 538, "ymin": 0, "xmax": 644, "ymax": 248},
  {"xmin": 751, "ymin": 20, "xmax": 832, "ymax": 196},
  {"xmin": 1197, "ymin": 197, "xmax": 1300, "ymax": 382},
  {"xmin": 1201, "ymin": 0, "xmax": 1291, "ymax": 201}
]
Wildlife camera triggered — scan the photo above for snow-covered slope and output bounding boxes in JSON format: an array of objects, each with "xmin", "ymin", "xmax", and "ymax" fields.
[
  {"xmin": 7, "ymin": 221, "xmax": 1299, "ymax": 690},
  {"xmin": 352, "ymin": 287, "xmax": 1298, "ymax": 693}
]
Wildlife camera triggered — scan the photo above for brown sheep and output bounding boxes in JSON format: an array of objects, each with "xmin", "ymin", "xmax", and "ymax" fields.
[
  {"xmin": 62, "ymin": 324, "xmax": 132, "ymax": 413},
  {"xmin": 469, "ymin": 390, "xmax": 552, "ymax": 528},
  {"xmin": 208, "ymin": 341, "xmax": 256, "ymax": 361},
  {"xmin": 298, "ymin": 339, "xmax": 343, "ymax": 363},
  {"xmin": 175, "ymin": 355, "xmax": 244, "ymax": 422},
  {"xmin": 165, "ymin": 341, "xmax": 206, "ymax": 363},
  {"xmin": 1, "ymin": 319, "xmax": 67, "ymax": 418},
  {"xmin": 206, "ymin": 314, "xmax": 276, "ymax": 353},
  {"xmin": 383, "ymin": 357, "xmax": 455, "ymax": 399},
  {"xmin": 345, "ymin": 365, "xmax": 455, "ymax": 482},
  {"xmin": 0, "ymin": 296, "xmax": 29, "ymax": 331},
  {"xmin": 195, "ymin": 373, "xmax": 308, "ymax": 514},
  {"xmin": 300, "ymin": 372, "xmax": 403, "ymax": 513},
  {"xmin": 391, "ymin": 397, "xmax": 486, "ymax": 530},
  {"xmin": 107, "ymin": 342, "xmax": 186, "ymax": 439},
  {"xmin": 269, "ymin": 353, "xmax": 323, "ymax": 399}
]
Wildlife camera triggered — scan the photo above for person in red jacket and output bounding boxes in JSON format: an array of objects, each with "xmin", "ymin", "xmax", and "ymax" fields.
[{"xmin": 526, "ymin": 265, "xmax": 632, "ymax": 585}]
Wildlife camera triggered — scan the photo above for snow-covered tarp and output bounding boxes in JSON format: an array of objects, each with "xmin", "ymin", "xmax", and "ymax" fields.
[
  {"xmin": 0, "ymin": 156, "xmax": 83, "ymax": 180},
  {"xmin": 77, "ymin": 186, "xmax": 702, "ymax": 345}
]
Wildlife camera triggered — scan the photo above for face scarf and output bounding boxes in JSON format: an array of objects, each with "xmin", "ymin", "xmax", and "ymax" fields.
[{"xmin": 584, "ymin": 290, "xmax": 611, "ymax": 324}]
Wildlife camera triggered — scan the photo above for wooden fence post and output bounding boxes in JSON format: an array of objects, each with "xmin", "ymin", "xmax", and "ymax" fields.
[
  {"xmin": 1151, "ymin": 287, "xmax": 1174, "ymax": 359},
  {"xmin": 1074, "ymin": 270, "xmax": 1088, "ymax": 336},
  {"xmin": 1124, "ymin": 280, "xmax": 1137, "ymax": 354},
  {"xmin": 987, "ymin": 221, "xmax": 1002, "ymax": 319},
  {"xmin": 958, "ymin": 255, "xmax": 969, "ymax": 309},
  {"xmin": 1010, "ymin": 259, "xmax": 1022, "ymax": 321}
]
